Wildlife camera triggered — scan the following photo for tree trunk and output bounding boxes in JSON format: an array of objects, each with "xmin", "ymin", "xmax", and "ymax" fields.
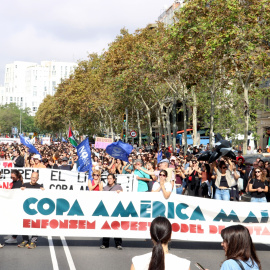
[
  {"xmin": 165, "ymin": 104, "xmax": 173, "ymax": 147},
  {"xmin": 183, "ymin": 98, "xmax": 187, "ymax": 155},
  {"xmin": 191, "ymin": 87, "xmax": 198, "ymax": 146},
  {"xmin": 108, "ymin": 115, "xmax": 114, "ymax": 141},
  {"xmin": 141, "ymin": 97, "xmax": 153, "ymax": 144},
  {"xmin": 243, "ymin": 86, "xmax": 249, "ymax": 155},
  {"xmin": 172, "ymin": 98, "xmax": 177, "ymax": 152},
  {"xmin": 137, "ymin": 110, "xmax": 142, "ymax": 147},
  {"xmin": 157, "ymin": 109, "xmax": 162, "ymax": 146},
  {"xmin": 160, "ymin": 103, "xmax": 168, "ymax": 147},
  {"xmin": 209, "ymin": 90, "xmax": 215, "ymax": 149}
]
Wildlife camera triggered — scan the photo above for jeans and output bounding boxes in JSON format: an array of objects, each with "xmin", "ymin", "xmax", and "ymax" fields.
[
  {"xmin": 251, "ymin": 197, "xmax": 267, "ymax": 203},
  {"xmin": 176, "ymin": 186, "xmax": 183, "ymax": 195},
  {"xmin": 215, "ymin": 188, "xmax": 230, "ymax": 201}
]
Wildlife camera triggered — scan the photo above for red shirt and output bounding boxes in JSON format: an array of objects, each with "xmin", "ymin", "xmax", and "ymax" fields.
[{"xmin": 91, "ymin": 180, "xmax": 100, "ymax": 191}]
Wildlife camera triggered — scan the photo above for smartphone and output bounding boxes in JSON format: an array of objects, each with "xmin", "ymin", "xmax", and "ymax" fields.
[{"xmin": 195, "ymin": 262, "xmax": 205, "ymax": 270}]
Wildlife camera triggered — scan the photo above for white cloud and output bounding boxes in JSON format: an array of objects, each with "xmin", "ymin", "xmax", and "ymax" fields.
[{"xmin": 0, "ymin": 0, "xmax": 172, "ymax": 84}]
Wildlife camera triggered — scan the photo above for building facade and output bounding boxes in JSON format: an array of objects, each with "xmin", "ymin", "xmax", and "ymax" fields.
[
  {"xmin": 1, "ymin": 61, "xmax": 77, "ymax": 115},
  {"xmin": 158, "ymin": 1, "xmax": 184, "ymax": 26}
]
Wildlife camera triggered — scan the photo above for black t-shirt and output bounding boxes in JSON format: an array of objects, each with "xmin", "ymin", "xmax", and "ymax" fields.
[
  {"xmin": 59, "ymin": 165, "xmax": 72, "ymax": 171},
  {"xmin": 220, "ymin": 175, "xmax": 229, "ymax": 188},
  {"xmin": 250, "ymin": 178, "xmax": 267, "ymax": 198},
  {"xmin": 11, "ymin": 180, "xmax": 23, "ymax": 189},
  {"xmin": 22, "ymin": 182, "xmax": 43, "ymax": 189}
]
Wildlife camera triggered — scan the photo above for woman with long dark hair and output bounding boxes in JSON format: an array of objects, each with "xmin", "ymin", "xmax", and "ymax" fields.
[
  {"xmin": 249, "ymin": 167, "xmax": 268, "ymax": 203},
  {"xmin": 130, "ymin": 217, "xmax": 190, "ymax": 270},
  {"xmin": 220, "ymin": 225, "xmax": 261, "ymax": 269}
]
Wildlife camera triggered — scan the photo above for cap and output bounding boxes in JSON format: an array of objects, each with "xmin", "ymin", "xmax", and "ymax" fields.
[
  {"xmin": 33, "ymin": 154, "xmax": 41, "ymax": 160},
  {"xmin": 159, "ymin": 158, "xmax": 170, "ymax": 164},
  {"xmin": 62, "ymin": 157, "xmax": 68, "ymax": 161}
]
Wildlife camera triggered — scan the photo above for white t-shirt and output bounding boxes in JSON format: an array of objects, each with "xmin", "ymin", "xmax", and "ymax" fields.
[
  {"xmin": 132, "ymin": 252, "xmax": 190, "ymax": 270},
  {"xmin": 152, "ymin": 181, "xmax": 173, "ymax": 192}
]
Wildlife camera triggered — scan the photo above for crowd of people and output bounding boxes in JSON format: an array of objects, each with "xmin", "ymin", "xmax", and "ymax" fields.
[
  {"xmin": 1, "ymin": 141, "xmax": 270, "ymax": 202},
  {"xmin": 0, "ymin": 140, "xmax": 269, "ymax": 255}
]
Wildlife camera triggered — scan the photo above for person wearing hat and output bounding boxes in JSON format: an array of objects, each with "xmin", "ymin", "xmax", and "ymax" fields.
[
  {"xmin": 58, "ymin": 156, "xmax": 73, "ymax": 171},
  {"xmin": 33, "ymin": 154, "xmax": 46, "ymax": 168}
]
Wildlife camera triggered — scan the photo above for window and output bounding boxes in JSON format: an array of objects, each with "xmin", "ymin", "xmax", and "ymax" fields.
[
  {"xmin": 33, "ymin": 91, "xmax": 37, "ymax": 96},
  {"xmin": 21, "ymin": 97, "xmax": 23, "ymax": 102},
  {"xmin": 10, "ymin": 97, "xmax": 12, "ymax": 102},
  {"xmin": 33, "ymin": 107, "xmax": 37, "ymax": 112}
]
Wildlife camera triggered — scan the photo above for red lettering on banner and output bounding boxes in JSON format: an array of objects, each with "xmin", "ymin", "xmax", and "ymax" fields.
[
  {"xmin": 209, "ymin": 225, "xmax": 225, "ymax": 234},
  {"xmin": 69, "ymin": 220, "xmax": 78, "ymax": 229},
  {"xmin": 41, "ymin": 219, "xmax": 49, "ymax": 228},
  {"xmin": 190, "ymin": 224, "xmax": 196, "ymax": 233},
  {"xmin": 181, "ymin": 224, "xmax": 189, "ymax": 233},
  {"xmin": 78, "ymin": 220, "xmax": 86, "ymax": 229},
  {"xmin": 23, "ymin": 219, "xmax": 31, "ymax": 228},
  {"xmin": 111, "ymin": 221, "xmax": 120, "ymax": 230},
  {"xmin": 50, "ymin": 219, "xmax": 59, "ymax": 229},
  {"xmin": 3, "ymin": 182, "xmax": 11, "ymax": 189},
  {"xmin": 59, "ymin": 220, "xmax": 69, "ymax": 229},
  {"xmin": 31, "ymin": 220, "xmax": 41, "ymax": 228},
  {"xmin": 138, "ymin": 222, "xmax": 148, "ymax": 231},
  {"xmin": 254, "ymin": 226, "xmax": 262, "ymax": 235},
  {"xmin": 86, "ymin": 221, "xmax": 95, "ymax": 229},
  {"xmin": 197, "ymin": 225, "xmax": 204, "ymax": 234},
  {"xmin": 101, "ymin": 221, "xmax": 111, "ymax": 230},
  {"xmin": 262, "ymin": 227, "xmax": 270, "ymax": 235},
  {"xmin": 121, "ymin": 221, "xmax": 130, "ymax": 230},
  {"xmin": 172, "ymin": 223, "xmax": 180, "ymax": 232},
  {"xmin": 130, "ymin": 222, "xmax": 138, "ymax": 230}
]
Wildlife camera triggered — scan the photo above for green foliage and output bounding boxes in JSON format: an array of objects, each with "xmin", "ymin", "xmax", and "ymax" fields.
[{"xmin": 0, "ymin": 103, "xmax": 36, "ymax": 134}]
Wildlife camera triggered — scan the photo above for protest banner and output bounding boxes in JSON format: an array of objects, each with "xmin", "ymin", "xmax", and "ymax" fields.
[
  {"xmin": 0, "ymin": 168, "xmax": 135, "ymax": 192},
  {"xmin": 42, "ymin": 137, "xmax": 51, "ymax": 145},
  {"xmin": 95, "ymin": 137, "xmax": 113, "ymax": 149},
  {"xmin": 0, "ymin": 161, "xmax": 13, "ymax": 168},
  {"xmin": 0, "ymin": 190, "xmax": 269, "ymax": 243},
  {"xmin": 0, "ymin": 138, "xmax": 20, "ymax": 145}
]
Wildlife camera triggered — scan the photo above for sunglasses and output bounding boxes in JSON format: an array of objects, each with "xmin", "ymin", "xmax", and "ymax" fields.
[
  {"xmin": 93, "ymin": 174, "xmax": 100, "ymax": 176},
  {"xmin": 255, "ymin": 171, "xmax": 261, "ymax": 173},
  {"xmin": 159, "ymin": 173, "xmax": 166, "ymax": 176},
  {"xmin": 222, "ymin": 167, "xmax": 227, "ymax": 169}
]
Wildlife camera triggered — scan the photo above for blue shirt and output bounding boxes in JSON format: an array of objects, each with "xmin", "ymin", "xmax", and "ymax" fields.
[
  {"xmin": 221, "ymin": 259, "xmax": 259, "ymax": 270},
  {"xmin": 134, "ymin": 168, "xmax": 150, "ymax": 192}
]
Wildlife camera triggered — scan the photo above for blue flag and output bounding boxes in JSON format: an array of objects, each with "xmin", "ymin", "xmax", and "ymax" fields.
[
  {"xmin": 19, "ymin": 135, "xmax": 41, "ymax": 156},
  {"xmin": 76, "ymin": 138, "xmax": 92, "ymax": 179},
  {"xmin": 106, "ymin": 140, "xmax": 133, "ymax": 162},
  {"xmin": 157, "ymin": 150, "xmax": 162, "ymax": 164}
]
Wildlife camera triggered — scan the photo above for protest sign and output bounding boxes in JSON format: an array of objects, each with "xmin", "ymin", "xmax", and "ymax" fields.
[
  {"xmin": 95, "ymin": 137, "xmax": 113, "ymax": 149},
  {"xmin": 0, "ymin": 190, "xmax": 269, "ymax": 243}
]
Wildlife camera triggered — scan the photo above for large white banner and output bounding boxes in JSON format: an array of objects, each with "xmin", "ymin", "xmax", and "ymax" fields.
[
  {"xmin": 0, "ymin": 190, "xmax": 270, "ymax": 243},
  {"xmin": 0, "ymin": 167, "xmax": 136, "ymax": 192}
]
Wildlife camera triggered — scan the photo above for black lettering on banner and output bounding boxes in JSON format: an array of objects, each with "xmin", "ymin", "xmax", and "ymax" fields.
[
  {"xmin": 51, "ymin": 171, "xmax": 58, "ymax": 181},
  {"xmin": 62, "ymin": 185, "xmax": 68, "ymax": 190},
  {"xmin": 59, "ymin": 172, "xmax": 65, "ymax": 181},
  {"xmin": 50, "ymin": 184, "xmax": 55, "ymax": 189},
  {"xmin": 25, "ymin": 169, "xmax": 32, "ymax": 180},
  {"xmin": 18, "ymin": 169, "xmax": 24, "ymax": 175},
  {"xmin": 56, "ymin": 185, "xmax": 61, "ymax": 190},
  {"xmin": 4, "ymin": 169, "xmax": 11, "ymax": 175},
  {"xmin": 69, "ymin": 185, "xmax": 73, "ymax": 190}
]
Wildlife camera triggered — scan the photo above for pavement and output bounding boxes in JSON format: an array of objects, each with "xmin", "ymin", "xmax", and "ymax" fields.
[{"xmin": 0, "ymin": 236, "xmax": 269, "ymax": 270}]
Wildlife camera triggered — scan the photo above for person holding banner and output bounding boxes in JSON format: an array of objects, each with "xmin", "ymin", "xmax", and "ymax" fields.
[
  {"xmin": 5, "ymin": 169, "xmax": 24, "ymax": 244},
  {"xmin": 88, "ymin": 170, "xmax": 103, "ymax": 191},
  {"xmin": 18, "ymin": 172, "xmax": 44, "ymax": 249},
  {"xmin": 12, "ymin": 149, "xmax": 24, "ymax": 167},
  {"xmin": 100, "ymin": 174, "xmax": 123, "ymax": 250},
  {"xmin": 130, "ymin": 216, "xmax": 190, "ymax": 270}
]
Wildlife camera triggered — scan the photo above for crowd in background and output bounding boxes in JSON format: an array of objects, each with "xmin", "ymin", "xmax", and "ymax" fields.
[{"xmin": 0, "ymin": 141, "xmax": 269, "ymax": 203}]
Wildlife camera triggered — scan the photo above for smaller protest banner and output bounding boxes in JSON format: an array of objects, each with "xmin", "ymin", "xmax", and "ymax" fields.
[{"xmin": 95, "ymin": 137, "xmax": 113, "ymax": 149}]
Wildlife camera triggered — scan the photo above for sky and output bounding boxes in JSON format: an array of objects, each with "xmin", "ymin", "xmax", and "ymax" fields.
[{"xmin": 0, "ymin": 0, "xmax": 173, "ymax": 84}]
